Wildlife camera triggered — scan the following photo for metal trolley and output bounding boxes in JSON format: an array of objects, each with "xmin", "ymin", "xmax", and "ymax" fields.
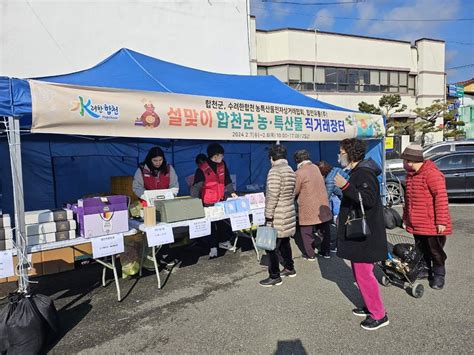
[{"xmin": 379, "ymin": 233, "xmax": 425, "ymax": 299}]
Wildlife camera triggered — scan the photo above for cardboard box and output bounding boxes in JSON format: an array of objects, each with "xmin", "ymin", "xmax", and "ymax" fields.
[
  {"xmin": 41, "ymin": 247, "xmax": 75, "ymax": 275},
  {"xmin": 0, "ymin": 227, "xmax": 13, "ymax": 240},
  {"xmin": 0, "ymin": 214, "xmax": 11, "ymax": 228},
  {"xmin": 25, "ymin": 209, "xmax": 73, "ymax": 225},
  {"xmin": 77, "ymin": 196, "xmax": 129, "ymax": 238},
  {"xmin": 8, "ymin": 252, "xmax": 43, "ymax": 282},
  {"xmin": 26, "ymin": 220, "xmax": 76, "ymax": 237}
]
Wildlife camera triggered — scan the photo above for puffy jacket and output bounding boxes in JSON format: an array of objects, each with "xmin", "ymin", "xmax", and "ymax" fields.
[
  {"xmin": 265, "ymin": 159, "xmax": 296, "ymax": 238},
  {"xmin": 403, "ymin": 160, "xmax": 452, "ymax": 236}
]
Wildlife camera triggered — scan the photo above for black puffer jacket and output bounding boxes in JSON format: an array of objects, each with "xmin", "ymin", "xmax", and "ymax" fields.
[{"xmin": 336, "ymin": 159, "xmax": 388, "ymax": 263}]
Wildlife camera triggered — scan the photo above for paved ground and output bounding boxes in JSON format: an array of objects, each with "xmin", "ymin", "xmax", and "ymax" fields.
[{"xmin": 1, "ymin": 205, "xmax": 473, "ymax": 354}]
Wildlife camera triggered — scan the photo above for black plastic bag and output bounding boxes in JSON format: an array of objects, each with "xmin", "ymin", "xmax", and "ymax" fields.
[
  {"xmin": 0, "ymin": 293, "xmax": 59, "ymax": 354},
  {"xmin": 384, "ymin": 207, "xmax": 402, "ymax": 230},
  {"xmin": 392, "ymin": 243, "xmax": 424, "ymax": 282}
]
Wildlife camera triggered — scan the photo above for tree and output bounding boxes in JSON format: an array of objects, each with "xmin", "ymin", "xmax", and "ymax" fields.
[
  {"xmin": 358, "ymin": 94, "xmax": 407, "ymax": 135},
  {"xmin": 411, "ymin": 100, "xmax": 451, "ymax": 146}
]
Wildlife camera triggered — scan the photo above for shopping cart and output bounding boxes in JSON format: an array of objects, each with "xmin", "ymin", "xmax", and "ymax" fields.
[{"xmin": 379, "ymin": 233, "xmax": 425, "ymax": 298}]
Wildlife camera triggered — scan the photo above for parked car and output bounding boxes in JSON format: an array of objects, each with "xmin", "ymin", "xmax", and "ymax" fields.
[
  {"xmin": 386, "ymin": 140, "xmax": 474, "ymax": 171},
  {"xmin": 386, "ymin": 151, "xmax": 474, "ymax": 205}
]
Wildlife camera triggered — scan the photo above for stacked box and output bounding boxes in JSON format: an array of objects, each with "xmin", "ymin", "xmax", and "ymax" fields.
[
  {"xmin": 0, "ymin": 214, "xmax": 13, "ymax": 251},
  {"xmin": 25, "ymin": 209, "xmax": 77, "ymax": 246}
]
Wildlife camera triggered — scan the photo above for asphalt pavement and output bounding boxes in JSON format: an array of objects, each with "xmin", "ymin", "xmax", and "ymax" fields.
[{"xmin": 1, "ymin": 205, "xmax": 473, "ymax": 354}]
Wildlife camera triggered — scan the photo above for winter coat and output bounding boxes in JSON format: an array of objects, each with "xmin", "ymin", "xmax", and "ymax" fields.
[
  {"xmin": 295, "ymin": 161, "xmax": 332, "ymax": 226},
  {"xmin": 265, "ymin": 159, "xmax": 297, "ymax": 238},
  {"xmin": 403, "ymin": 160, "xmax": 452, "ymax": 236},
  {"xmin": 336, "ymin": 159, "xmax": 388, "ymax": 263},
  {"xmin": 133, "ymin": 164, "xmax": 179, "ymax": 198}
]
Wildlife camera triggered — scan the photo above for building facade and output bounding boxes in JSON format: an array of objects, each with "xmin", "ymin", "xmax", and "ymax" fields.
[
  {"xmin": 250, "ymin": 18, "xmax": 446, "ymax": 143},
  {"xmin": 1, "ymin": 0, "xmax": 251, "ymax": 77}
]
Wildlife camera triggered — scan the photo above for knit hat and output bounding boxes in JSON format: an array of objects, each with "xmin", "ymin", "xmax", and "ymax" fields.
[{"xmin": 400, "ymin": 144, "xmax": 424, "ymax": 162}]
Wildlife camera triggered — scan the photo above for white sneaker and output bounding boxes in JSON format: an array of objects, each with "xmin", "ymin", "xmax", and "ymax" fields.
[
  {"xmin": 218, "ymin": 241, "xmax": 234, "ymax": 250},
  {"xmin": 209, "ymin": 247, "xmax": 218, "ymax": 258}
]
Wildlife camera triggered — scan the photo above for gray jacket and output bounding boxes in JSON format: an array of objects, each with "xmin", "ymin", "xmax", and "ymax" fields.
[{"xmin": 132, "ymin": 164, "xmax": 179, "ymax": 198}]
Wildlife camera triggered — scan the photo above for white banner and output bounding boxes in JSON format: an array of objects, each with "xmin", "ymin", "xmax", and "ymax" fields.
[{"xmin": 30, "ymin": 80, "xmax": 385, "ymax": 141}]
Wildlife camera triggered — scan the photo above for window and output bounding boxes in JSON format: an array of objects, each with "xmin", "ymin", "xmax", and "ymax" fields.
[
  {"xmin": 466, "ymin": 155, "xmax": 474, "ymax": 168},
  {"xmin": 289, "ymin": 66, "xmax": 301, "ymax": 81},
  {"xmin": 337, "ymin": 68, "xmax": 348, "ymax": 91},
  {"xmin": 267, "ymin": 65, "xmax": 288, "ymax": 83},
  {"xmin": 359, "ymin": 70, "xmax": 369, "ymax": 92},
  {"xmin": 316, "ymin": 67, "xmax": 337, "ymax": 91},
  {"xmin": 348, "ymin": 69, "xmax": 359, "ymax": 92},
  {"xmin": 426, "ymin": 145, "xmax": 451, "ymax": 157},
  {"xmin": 408, "ymin": 75, "xmax": 416, "ymax": 95},
  {"xmin": 316, "ymin": 67, "xmax": 325, "ymax": 83},
  {"xmin": 399, "ymin": 72, "xmax": 408, "ymax": 94},
  {"xmin": 434, "ymin": 155, "xmax": 466, "ymax": 170},
  {"xmin": 370, "ymin": 71, "xmax": 380, "ymax": 92},
  {"xmin": 257, "ymin": 66, "xmax": 267, "ymax": 76},
  {"xmin": 301, "ymin": 66, "xmax": 314, "ymax": 91},
  {"xmin": 380, "ymin": 71, "xmax": 389, "ymax": 92},
  {"xmin": 389, "ymin": 72, "xmax": 399, "ymax": 92},
  {"xmin": 456, "ymin": 145, "xmax": 474, "ymax": 152}
]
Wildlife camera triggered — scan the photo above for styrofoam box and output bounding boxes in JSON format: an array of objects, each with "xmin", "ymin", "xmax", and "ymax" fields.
[
  {"xmin": 26, "ymin": 220, "xmax": 77, "ymax": 237},
  {"xmin": 0, "ymin": 214, "xmax": 11, "ymax": 228},
  {"xmin": 0, "ymin": 227, "xmax": 13, "ymax": 240},
  {"xmin": 25, "ymin": 209, "xmax": 73, "ymax": 225},
  {"xmin": 27, "ymin": 230, "xmax": 76, "ymax": 245}
]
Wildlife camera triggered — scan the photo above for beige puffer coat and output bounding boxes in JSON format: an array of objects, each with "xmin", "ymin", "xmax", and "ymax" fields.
[{"xmin": 265, "ymin": 159, "xmax": 296, "ymax": 238}]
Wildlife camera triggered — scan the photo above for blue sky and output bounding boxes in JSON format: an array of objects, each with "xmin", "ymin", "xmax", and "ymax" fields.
[{"xmin": 250, "ymin": 0, "xmax": 474, "ymax": 84}]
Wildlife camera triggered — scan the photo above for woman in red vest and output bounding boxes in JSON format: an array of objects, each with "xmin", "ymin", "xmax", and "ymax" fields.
[
  {"xmin": 133, "ymin": 146, "xmax": 179, "ymax": 201},
  {"xmin": 191, "ymin": 143, "xmax": 237, "ymax": 258}
]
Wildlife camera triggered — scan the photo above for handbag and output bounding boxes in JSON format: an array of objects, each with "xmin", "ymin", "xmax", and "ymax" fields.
[
  {"xmin": 345, "ymin": 192, "xmax": 371, "ymax": 240},
  {"xmin": 255, "ymin": 225, "xmax": 278, "ymax": 251}
]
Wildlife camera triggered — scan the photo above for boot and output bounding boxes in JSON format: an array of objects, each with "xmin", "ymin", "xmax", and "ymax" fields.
[{"xmin": 430, "ymin": 265, "xmax": 446, "ymax": 290}]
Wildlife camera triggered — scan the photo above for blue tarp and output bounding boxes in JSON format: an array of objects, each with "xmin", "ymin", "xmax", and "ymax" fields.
[{"xmin": 0, "ymin": 48, "xmax": 383, "ymax": 215}]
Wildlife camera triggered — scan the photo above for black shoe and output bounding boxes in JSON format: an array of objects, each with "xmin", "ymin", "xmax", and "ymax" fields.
[
  {"xmin": 352, "ymin": 307, "xmax": 370, "ymax": 317},
  {"xmin": 429, "ymin": 275, "xmax": 445, "ymax": 290},
  {"xmin": 281, "ymin": 269, "xmax": 296, "ymax": 278},
  {"xmin": 360, "ymin": 315, "xmax": 389, "ymax": 330},
  {"xmin": 259, "ymin": 277, "xmax": 283, "ymax": 287},
  {"xmin": 317, "ymin": 251, "xmax": 330, "ymax": 259}
]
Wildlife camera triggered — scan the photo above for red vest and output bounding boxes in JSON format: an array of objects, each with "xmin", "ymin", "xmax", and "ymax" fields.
[
  {"xmin": 141, "ymin": 165, "xmax": 171, "ymax": 190},
  {"xmin": 200, "ymin": 161, "xmax": 225, "ymax": 205}
]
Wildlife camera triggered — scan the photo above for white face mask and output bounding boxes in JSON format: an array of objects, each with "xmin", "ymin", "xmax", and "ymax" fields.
[{"xmin": 338, "ymin": 153, "xmax": 350, "ymax": 168}]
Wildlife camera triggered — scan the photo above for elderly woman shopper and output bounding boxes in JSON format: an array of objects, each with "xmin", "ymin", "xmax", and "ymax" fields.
[
  {"xmin": 401, "ymin": 144, "xmax": 452, "ymax": 290},
  {"xmin": 294, "ymin": 150, "xmax": 333, "ymax": 260},
  {"xmin": 334, "ymin": 138, "xmax": 389, "ymax": 331},
  {"xmin": 260, "ymin": 144, "xmax": 297, "ymax": 287}
]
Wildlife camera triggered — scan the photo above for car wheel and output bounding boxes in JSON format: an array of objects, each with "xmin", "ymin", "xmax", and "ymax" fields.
[{"xmin": 386, "ymin": 181, "xmax": 404, "ymax": 205}]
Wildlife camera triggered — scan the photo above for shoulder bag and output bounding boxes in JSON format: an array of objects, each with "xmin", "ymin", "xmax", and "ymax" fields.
[{"xmin": 345, "ymin": 192, "xmax": 371, "ymax": 240}]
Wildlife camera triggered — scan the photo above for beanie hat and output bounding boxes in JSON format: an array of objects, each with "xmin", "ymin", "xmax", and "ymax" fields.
[
  {"xmin": 400, "ymin": 144, "xmax": 424, "ymax": 162},
  {"xmin": 207, "ymin": 143, "xmax": 224, "ymax": 158}
]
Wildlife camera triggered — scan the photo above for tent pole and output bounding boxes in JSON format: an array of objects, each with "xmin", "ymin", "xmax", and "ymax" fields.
[{"xmin": 7, "ymin": 116, "xmax": 29, "ymax": 293}]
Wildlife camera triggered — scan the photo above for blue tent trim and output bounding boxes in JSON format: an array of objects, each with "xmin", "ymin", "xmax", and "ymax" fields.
[{"xmin": 0, "ymin": 48, "xmax": 351, "ymax": 119}]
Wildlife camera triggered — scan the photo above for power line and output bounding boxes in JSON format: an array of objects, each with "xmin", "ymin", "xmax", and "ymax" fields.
[
  {"xmin": 446, "ymin": 64, "xmax": 474, "ymax": 70},
  {"xmin": 252, "ymin": 4, "xmax": 474, "ymax": 22},
  {"xmin": 446, "ymin": 41, "xmax": 474, "ymax": 46},
  {"xmin": 262, "ymin": 0, "xmax": 364, "ymax": 5}
]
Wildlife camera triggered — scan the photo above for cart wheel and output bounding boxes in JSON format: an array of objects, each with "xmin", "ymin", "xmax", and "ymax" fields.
[
  {"xmin": 381, "ymin": 275, "xmax": 391, "ymax": 287},
  {"xmin": 411, "ymin": 283, "xmax": 424, "ymax": 298}
]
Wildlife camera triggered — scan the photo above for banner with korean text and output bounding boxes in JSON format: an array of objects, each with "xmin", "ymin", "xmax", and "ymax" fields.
[{"xmin": 30, "ymin": 80, "xmax": 385, "ymax": 140}]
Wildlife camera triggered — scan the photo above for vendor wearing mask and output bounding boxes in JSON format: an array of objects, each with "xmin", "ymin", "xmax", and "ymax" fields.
[
  {"xmin": 133, "ymin": 146, "xmax": 179, "ymax": 201},
  {"xmin": 191, "ymin": 143, "xmax": 237, "ymax": 258}
]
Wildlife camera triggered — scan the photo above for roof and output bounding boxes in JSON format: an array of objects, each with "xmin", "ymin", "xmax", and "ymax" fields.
[{"xmin": 0, "ymin": 48, "xmax": 352, "ymax": 118}]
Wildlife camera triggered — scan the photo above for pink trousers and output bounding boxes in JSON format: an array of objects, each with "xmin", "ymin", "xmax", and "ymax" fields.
[{"xmin": 351, "ymin": 262, "xmax": 386, "ymax": 320}]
